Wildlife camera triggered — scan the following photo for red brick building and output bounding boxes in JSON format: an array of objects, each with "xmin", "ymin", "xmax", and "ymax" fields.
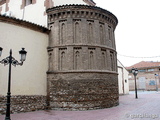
[{"xmin": 127, "ymin": 61, "xmax": 160, "ymax": 91}]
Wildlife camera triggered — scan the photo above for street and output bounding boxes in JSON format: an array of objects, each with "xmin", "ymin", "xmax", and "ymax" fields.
[{"xmin": 0, "ymin": 91, "xmax": 160, "ymax": 120}]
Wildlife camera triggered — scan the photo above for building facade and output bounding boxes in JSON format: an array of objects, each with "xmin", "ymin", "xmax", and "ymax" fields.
[
  {"xmin": 118, "ymin": 60, "xmax": 129, "ymax": 95},
  {"xmin": 127, "ymin": 61, "xmax": 160, "ymax": 91},
  {"xmin": 0, "ymin": 0, "xmax": 119, "ymax": 114},
  {"xmin": 0, "ymin": 15, "xmax": 49, "ymax": 114},
  {"xmin": 0, "ymin": 0, "xmax": 95, "ymax": 27}
]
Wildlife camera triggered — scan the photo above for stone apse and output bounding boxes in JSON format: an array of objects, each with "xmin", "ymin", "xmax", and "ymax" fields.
[{"xmin": 47, "ymin": 5, "xmax": 119, "ymax": 110}]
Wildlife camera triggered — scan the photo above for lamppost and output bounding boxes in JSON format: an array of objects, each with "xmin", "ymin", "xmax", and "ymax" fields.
[
  {"xmin": 154, "ymin": 74, "xmax": 158, "ymax": 92},
  {"xmin": 0, "ymin": 47, "xmax": 27, "ymax": 120},
  {"xmin": 132, "ymin": 68, "xmax": 138, "ymax": 99}
]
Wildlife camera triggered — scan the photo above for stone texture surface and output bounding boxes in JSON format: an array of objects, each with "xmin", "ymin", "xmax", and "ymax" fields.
[
  {"xmin": 0, "ymin": 95, "xmax": 46, "ymax": 115},
  {"xmin": 47, "ymin": 72, "xmax": 119, "ymax": 110}
]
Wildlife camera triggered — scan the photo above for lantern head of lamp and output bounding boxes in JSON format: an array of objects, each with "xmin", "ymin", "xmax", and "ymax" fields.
[
  {"xmin": 19, "ymin": 48, "xmax": 27, "ymax": 62},
  {"xmin": 0, "ymin": 47, "xmax": 3, "ymax": 57},
  {"xmin": 132, "ymin": 68, "xmax": 138, "ymax": 76}
]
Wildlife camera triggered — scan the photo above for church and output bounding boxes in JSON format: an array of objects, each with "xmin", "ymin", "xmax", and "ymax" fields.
[{"xmin": 0, "ymin": 0, "xmax": 120, "ymax": 114}]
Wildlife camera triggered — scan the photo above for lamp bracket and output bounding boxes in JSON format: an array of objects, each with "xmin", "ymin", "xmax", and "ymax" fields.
[{"xmin": 0, "ymin": 56, "xmax": 23, "ymax": 67}]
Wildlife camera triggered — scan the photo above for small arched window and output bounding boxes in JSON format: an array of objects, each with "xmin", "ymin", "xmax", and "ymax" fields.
[
  {"xmin": 89, "ymin": 51, "xmax": 94, "ymax": 69},
  {"xmin": 88, "ymin": 23, "xmax": 93, "ymax": 44},
  {"xmin": 61, "ymin": 23, "xmax": 65, "ymax": 44},
  {"xmin": 100, "ymin": 25, "xmax": 104, "ymax": 44},
  {"xmin": 102, "ymin": 52, "xmax": 106, "ymax": 69},
  {"xmin": 74, "ymin": 22, "xmax": 80, "ymax": 43},
  {"xmin": 74, "ymin": 51, "xmax": 80, "ymax": 70},
  {"xmin": 60, "ymin": 51, "xmax": 65, "ymax": 70}
]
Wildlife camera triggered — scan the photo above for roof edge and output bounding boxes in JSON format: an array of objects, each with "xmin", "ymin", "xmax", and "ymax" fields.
[
  {"xmin": 126, "ymin": 66, "xmax": 160, "ymax": 70},
  {"xmin": 46, "ymin": 4, "xmax": 118, "ymax": 26},
  {"xmin": 117, "ymin": 59, "xmax": 128, "ymax": 71},
  {"xmin": 83, "ymin": 0, "xmax": 96, "ymax": 6},
  {"xmin": 0, "ymin": 15, "xmax": 50, "ymax": 34}
]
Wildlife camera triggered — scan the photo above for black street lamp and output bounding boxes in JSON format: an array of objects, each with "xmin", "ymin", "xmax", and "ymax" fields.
[
  {"xmin": 0, "ymin": 47, "xmax": 3, "ymax": 57},
  {"xmin": 154, "ymin": 74, "xmax": 158, "ymax": 92},
  {"xmin": 0, "ymin": 47, "xmax": 27, "ymax": 120},
  {"xmin": 131, "ymin": 68, "xmax": 138, "ymax": 99}
]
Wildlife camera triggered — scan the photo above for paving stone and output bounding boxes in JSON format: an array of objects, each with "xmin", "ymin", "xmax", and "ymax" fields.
[{"xmin": 0, "ymin": 91, "xmax": 160, "ymax": 120}]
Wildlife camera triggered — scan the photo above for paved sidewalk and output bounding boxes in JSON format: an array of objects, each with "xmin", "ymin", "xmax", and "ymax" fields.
[{"xmin": 0, "ymin": 91, "xmax": 160, "ymax": 120}]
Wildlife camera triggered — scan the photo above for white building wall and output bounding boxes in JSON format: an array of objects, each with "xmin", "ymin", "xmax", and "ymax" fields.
[
  {"xmin": 7, "ymin": 0, "xmax": 22, "ymax": 18},
  {"xmin": 0, "ymin": 0, "xmax": 95, "ymax": 27},
  {"xmin": 22, "ymin": 1, "xmax": 47, "ymax": 27},
  {"xmin": 0, "ymin": 3, "xmax": 5, "ymax": 13},
  {"xmin": 1, "ymin": 0, "xmax": 47, "ymax": 27},
  {"xmin": 118, "ymin": 60, "xmax": 129, "ymax": 94},
  {"xmin": 53, "ymin": 0, "xmax": 88, "ymax": 6},
  {"xmin": 1, "ymin": 0, "xmax": 23, "ymax": 18},
  {"xmin": 0, "ymin": 21, "xmax": 48, "ymax": 96}
]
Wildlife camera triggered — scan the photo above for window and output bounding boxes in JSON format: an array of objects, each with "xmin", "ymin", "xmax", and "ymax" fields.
[
  {"xmin": 148, "ymin": 69, "xmax": 154, "ymax": 72},
  {"xmin": 87, "ymin": 23, "xmax": 93, "ymax": 44},
  {"xmin": 21, "ymin": 0, "xmax": 36, "ymax": 9},
  {"xmin": 74, "ymin": 21, "xmax": 81, "ymax": 43},
  {"xmin": 110, "ymin": 51, "xmax": 114, "ymax": 71},
  {"xmin": 138, "ymin": 69, "xmax": 146, "ymax": 72},
  {"xmin": 149, "ymin": 80, "xmax": 156, "ymax": 85},
  {"xmin": 125, "ymin": 79, "xmax": 127, "ymax": 83},
  {"xmin": 74, "ymin": 51, "xmax": 80, "ymax": 70},
  {"xmin": 59, "ymin": 48, "xmax": 67, "ymax": 70},
  {"xmin": 129, "ymin": 75, "xmax": 132, "ymax": 78},
  {"xmin": 60, "ymin": 23, "xmax": 66, "ymax": 44},
  {"xmin": 89, "ymin": 51, "xmax": 94, "ymax": 69},
  {"xmin": 100, "ymin": 25, "xmax": 104, "ymax": 44},
  {"xmin": 60, "ymin": 51, "xmax": 65, "ymax": 70},
  {"xmin": 101, "ymin": 50, "xmax": 106, "ymax": 69},
  {"xmin": 73, "ymin": 47, "xmax": 82, "ymax": 70},
  {"xmin": 108, "ymin": 26, "xmax": 112, "ymax": 40},
  {"xmin": 25, "ymin": 0, "xmax": 32, "ymax": 6}
]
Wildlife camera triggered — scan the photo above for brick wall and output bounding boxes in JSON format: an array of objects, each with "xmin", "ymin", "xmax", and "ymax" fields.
[{"xmin": 47, "ymin": 5, "xmax": 119, "ymax": 110}]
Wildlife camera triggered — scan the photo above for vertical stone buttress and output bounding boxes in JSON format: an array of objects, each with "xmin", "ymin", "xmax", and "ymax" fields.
[{"xmin": 46, "ymin": 5, "xmax": 118, "ymax": 110}]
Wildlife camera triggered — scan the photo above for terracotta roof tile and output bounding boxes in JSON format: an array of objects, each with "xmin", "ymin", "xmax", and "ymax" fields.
[{"xmin": 126, "ymin": 61, "xmax": 160, "ymax": 70}]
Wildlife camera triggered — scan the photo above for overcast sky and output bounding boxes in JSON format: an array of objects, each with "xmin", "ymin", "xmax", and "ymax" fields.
[{"xmin": 94, "ymin": 0, "xmax": 160, "ymax": 67}]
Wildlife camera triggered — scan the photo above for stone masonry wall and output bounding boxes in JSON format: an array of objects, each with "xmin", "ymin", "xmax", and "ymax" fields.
[
  {"xmin": 0, "ymin": 95, "xmax": 46, "ymax": 115},
  {"xmin": 47, "ymin": 72, "xmax": 119, "ymax": 110}
]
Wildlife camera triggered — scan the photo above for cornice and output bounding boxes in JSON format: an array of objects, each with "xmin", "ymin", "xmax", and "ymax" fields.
[
  {"xmin": 0, "ymin": 15, "xmax": 49, "ymax": 34},
  {"xmin": 47, "ymin": 70, "xmax": 118, "ymax": 75},
  {"xmin": 47, "ymin": 44, "xmax": 117, "ymax": 52},
  {"xmin": 46, "ymin": 4, "xmax": 118, "ymax": 29}
]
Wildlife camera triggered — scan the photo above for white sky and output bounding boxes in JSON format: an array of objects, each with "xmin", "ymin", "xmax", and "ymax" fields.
[{"xmin": 94, "ymin": 0, "xmax": 160, "ymax": 67}]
